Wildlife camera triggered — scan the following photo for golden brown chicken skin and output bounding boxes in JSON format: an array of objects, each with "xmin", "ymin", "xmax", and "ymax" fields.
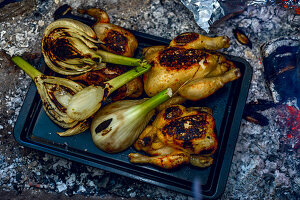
[
  {"xmin": 169, "ymin": 32, "xmax": 230, "ymax": 50},
  {"xmin": 142, "ymin": 32, "xmax": 241, "ymax": 100},
  {"xmin": 143, "ymin": 46, "xmax": 237, "ymax": 97},
  {"xmin": 78, "ymin": 8, "xmax": 138, "ymax": 57},
  {"xmin": 129, "ymin": 105, "xmax": 218, "ymax": 169}
]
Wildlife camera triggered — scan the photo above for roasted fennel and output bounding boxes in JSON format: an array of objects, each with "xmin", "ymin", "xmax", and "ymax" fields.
[
  {"xmin": 42, "ymin": 18, "xmax": 143, "ymax": 75},
  {"xmin": 11, "ymin": 56, "xmax": 88, "ymax": 136},
  {"xmin": 90, "ymin": 88, "xmax": 172, "ymax": 153},
  {"xmin": 67, "ymin": 61, "xmax": 151, "ymax": 121}
]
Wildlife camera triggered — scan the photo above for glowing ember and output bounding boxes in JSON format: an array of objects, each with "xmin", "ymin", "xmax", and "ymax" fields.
[
  {"xmin": 277, "ymin": 105, "xmax": 300, "ymax": 149},
  {"xmin": 280, "ymin": 0, "xmax": 300, "ymax": 15}
]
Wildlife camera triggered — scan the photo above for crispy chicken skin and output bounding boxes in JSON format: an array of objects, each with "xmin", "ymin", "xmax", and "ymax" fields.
[
  {"xmin": 78, "ymin": 8, "xmax": 138, "ymax": 57},
  {"xmin": 129, "ymin": 105, "xmax": 218, "ymax": 169},
  {"xmin": 143, "ymin": 32, "xmax": 241, "ymax": 99}
]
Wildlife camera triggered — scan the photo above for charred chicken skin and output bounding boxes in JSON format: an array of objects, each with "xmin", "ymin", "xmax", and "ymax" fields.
[
  {"xmin": 78, "ymin": 8, "xmax": 138, "ymax": 57},
  {"xmin": 143, "ymin": 32, "xmax": 241, "ymax": 100},
  {"xmin": 129, "ymin": 105, "xmax": 218, "ymax": 169},
  {"xmin": 68, "ymin": 64, "xmax": 143, "ymax": 101}
]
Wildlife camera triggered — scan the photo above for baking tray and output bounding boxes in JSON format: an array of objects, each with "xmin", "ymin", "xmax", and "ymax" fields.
[{"xmin": 13, "ymin": 31, "xmax": 252, "ymax": 199}]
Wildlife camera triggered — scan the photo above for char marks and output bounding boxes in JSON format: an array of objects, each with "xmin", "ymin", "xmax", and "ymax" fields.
[
  {"xmin": 173, "ymin": 32, "xmax": 199, "ymax": 45},
  {"xmin": 164, "ymin": 106, "xmax": 183, "ymax": 120},
  {"xmin": 162, "ymin": 114, "xmax": 208, "ymax": 142},
  {"xmin": 158, "ymin": 47, "xmax": 207, "ymax": 70},
  {"xmin": 103, "ymin": 30, "xmax": 128, "ymax": 54}
]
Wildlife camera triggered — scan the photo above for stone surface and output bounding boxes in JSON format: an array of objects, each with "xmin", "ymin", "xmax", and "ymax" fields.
[{"xmin": 0, "ymin": 0, "xmax": 299, "ymax": 199}]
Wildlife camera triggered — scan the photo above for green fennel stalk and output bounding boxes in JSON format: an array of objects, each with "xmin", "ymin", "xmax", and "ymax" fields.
[
  {"xmin": 67, "ymin": 62, "xmax": 152, "ymax": 121},
  {"xmin": 91, "ymin": 88, "xmax": 173, "ymax": 153}
]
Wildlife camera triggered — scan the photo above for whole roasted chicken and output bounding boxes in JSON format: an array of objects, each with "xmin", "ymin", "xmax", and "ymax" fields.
[
  {"xmin": 143, "ymin": 32, "xmax": 241, "ymax": 100},
  {"xmin": 69, "ymin": 8, "xmax": 142, "ymax": 100},
  {"xmin": 129, "ymin": 105, "xmax": 218, "ymax": 169},
  {"xmin": 78, "ymin": 8, "xmax": 138, "ymax": 57}
]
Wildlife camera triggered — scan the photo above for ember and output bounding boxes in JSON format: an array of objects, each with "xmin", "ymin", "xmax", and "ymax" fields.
[
  {"xmin": 280, "ymin": 0, "xmax": 300, "ymax": 14},
  {"xmin": 277, "ymin": 105, "xmax": 300, "ymax": 150}
]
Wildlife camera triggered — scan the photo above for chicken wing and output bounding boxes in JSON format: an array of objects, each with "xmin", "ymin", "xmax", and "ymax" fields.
[{"xmin": 169, "ymin": 32, "xmax": 230, "ymax": 50}]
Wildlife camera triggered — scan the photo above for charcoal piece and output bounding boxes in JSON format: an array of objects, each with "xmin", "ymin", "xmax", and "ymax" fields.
[
  {"xmin": 233, "ymin": 28, "xmax": 252, "ymax": 49},
  {"xmin": 260, "ymin": 37, "xmax": 300, "ymax": 107},
  {"xmin": 242, "ymin": 99, "xmax": 278, "ymax": 126},
  {"xmin": 243, "ymin": 111, "xmax": 269, "ymax": 126}
]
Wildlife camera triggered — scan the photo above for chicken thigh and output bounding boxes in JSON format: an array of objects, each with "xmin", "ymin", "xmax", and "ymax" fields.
[
  {"xmin": 142, "ymin": 32, "xmax": 241, "ymax": 99},
  {"xmin": 129, "ymin": 105, "xmax": 218, "ymax": 169}
]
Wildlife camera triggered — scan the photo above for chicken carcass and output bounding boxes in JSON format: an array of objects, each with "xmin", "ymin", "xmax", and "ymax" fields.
[
  {"xmin": 78, "ymin": 8, "xmax": 138, "ymax": 57},
  {"xmin": 143, "ymin": 32, "xmax": 241, "ymax": 100},
  {"xmin": 129, "ymin": 105, "xmax": 218, "ymax": 169}
]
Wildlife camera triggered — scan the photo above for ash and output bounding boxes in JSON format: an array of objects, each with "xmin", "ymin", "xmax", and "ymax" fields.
[{"xmin": 0, "ymin": 0, "xmax": 299, "ymax": 199}]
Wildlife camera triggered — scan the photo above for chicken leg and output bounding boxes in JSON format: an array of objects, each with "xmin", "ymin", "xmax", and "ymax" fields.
[
  {"xmin": 129, "ymin": 150, "xmax": 190, "ymax": 169},
  {"xmin": 169, "ymin": 32, "xmax": 230, "ymax": 50},
  {"xmin": 179, "ymin": 68, "xmax": 241, "ymax": 101}
]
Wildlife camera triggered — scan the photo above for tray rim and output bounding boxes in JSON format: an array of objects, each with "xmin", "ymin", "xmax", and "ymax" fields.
[{"xmin": 13, "ymin": 31, "xmax": 253, "ymax": 199}]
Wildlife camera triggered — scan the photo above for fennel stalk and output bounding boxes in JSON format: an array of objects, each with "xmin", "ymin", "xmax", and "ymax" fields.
[
  {"xmin": 67, "ymin": 62, "xmax": 151, "ymax": 121},
  {"xmin": 91, "ymin": 88, "xmax": 173, "ymax": 153}
]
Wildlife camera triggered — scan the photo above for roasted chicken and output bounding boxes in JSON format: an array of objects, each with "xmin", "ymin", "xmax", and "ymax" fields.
[
  {"xmin": 68, "ymin": 64, "xmax": 143, "ymax": 101},
  {"xmin": 143, "ymin": 32, "xmax": 241, "ymax": 100},
  {"xmin": 68, "ymin": 8, "xmax": 142, "ymax": 100},
  {"xmin": 78, "ymin": 8, "xmax": 138, "ymax": 57},
  {"xmin": 129, "ymin": 105, "xmax": 218, "ymax": 169}
]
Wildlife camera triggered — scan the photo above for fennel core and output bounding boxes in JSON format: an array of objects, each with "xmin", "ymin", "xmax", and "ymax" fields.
[
  {"xmin": 91, "ymin": 88, "xmax": 173, "ymax": 153},
  {"xmin": 67, "ymin": 63, "xmax": 152, "ymax": 121}
]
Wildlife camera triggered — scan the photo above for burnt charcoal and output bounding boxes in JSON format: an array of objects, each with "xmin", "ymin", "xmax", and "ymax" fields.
[
  {"xmin": 0, "ymin": 0, "xmax": 36, "ymax": 22},
  {"xmin": 15, "ymin": 172, "xmax": 23, "ymax": 182},
  {"xmin": 243, "ymin": 113, "xmax": 269, "ymax": 126},
  {"xmin": 266, "ymin": 154, "xmax": 278, "ymax": 162},
  {"xmin": 246, "ymin": 99, "xmax": 277, "ymax": 111},
  {"xmin": 233, "ymin": 28, "xmax": 252, "ymax": 48},
  {"xmin": 242, "ymin": 99, "xmax": 277, "ymax": 126}
]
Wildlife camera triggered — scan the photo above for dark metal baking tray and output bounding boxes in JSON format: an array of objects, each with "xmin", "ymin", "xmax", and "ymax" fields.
[{"xmin": 13, "ymin": 31, "xmax": 252, "ymax": 199}]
